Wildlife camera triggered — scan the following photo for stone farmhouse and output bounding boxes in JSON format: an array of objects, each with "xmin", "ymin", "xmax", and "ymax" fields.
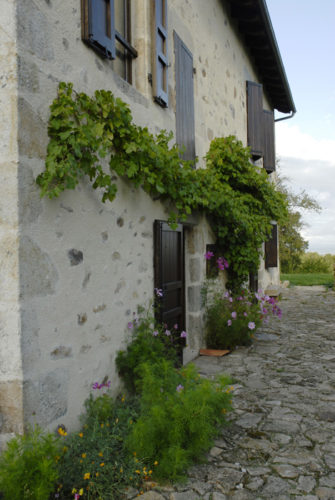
[{"xmin": 0, "ymin": 0, "xmax": 295, "ymax": 443}]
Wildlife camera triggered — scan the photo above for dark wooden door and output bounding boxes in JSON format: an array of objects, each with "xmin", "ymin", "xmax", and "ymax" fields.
[{"xmin": 154, "ymin": 221, "xmax": 185, "ymax": 332}]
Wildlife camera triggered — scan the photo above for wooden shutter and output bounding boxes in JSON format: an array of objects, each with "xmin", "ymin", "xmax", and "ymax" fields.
[
  {"xmin": 152, "ymin": 0, "xmax": 168, "ymax": 107},
  {"xmin": 263, "ymin": 110, "xmax": 275, "ymax": 173},
  {"xmin": 174, "ymin": 32, "xmax": 195, "ymax": 162},
  {"xmin": 81, "ymin": 0, "xmax": 116, "ymax": 59},
  {"xmin": 247, "ymin": 81, "xmax": 263, "ymax": 159},
  {"xmin": 265, "ymin": 223, "xmax": 278, "ymax": 268}
]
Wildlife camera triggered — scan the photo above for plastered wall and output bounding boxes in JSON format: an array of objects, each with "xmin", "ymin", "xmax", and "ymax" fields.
[{"xmin": 0, "ymin": 0, "xmax": 278, "ymax": 436}]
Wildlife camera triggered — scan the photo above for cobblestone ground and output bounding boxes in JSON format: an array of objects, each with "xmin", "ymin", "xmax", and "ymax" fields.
[{"xmin": 136, "ymin": 286, "xmax": 335, "ymax": 500}]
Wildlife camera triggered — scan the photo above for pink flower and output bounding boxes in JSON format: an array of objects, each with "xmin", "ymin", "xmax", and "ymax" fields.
[
  {"xmin": 204, "ymin": 251, "xmax": 214, "ymax": 260},
  {"xmin": 248, "ymin": 322, "xmax": 256, "ymax": 330},
  {"xmin": 229, "ymin": 297, "xmax": 233, "ymax": 303},
  {"xmin": 154, "ymin": 288, "xmax": 163, "ymax": 297},
  {"xmin": 180, "ymin": 331, "xmax": 187, "ymax": 338},
  {"xmin": 127, "ymin": 322, "xmax": 133, "ymax": 329},
  {"xmin": 174, "ymin": 323, "xmax": 178, "ymax": 329},
  {"xmin": 153, "ymin": 330, "xmax": 159, "ymax": 336},
  {"xmin": 176, "ymin": 384, "xmax": 184, "ymax": 392},
  {"xmin": 243, "ymin": 312, "xmax": 248, "ymax": 317},
  {"xmin": 227, "ymin": 319, "xmax": 232, "ymax": 326},
  {"xmin": 231, "ymin": 311, "xmax": 237, "ymax": 319},
  {"xmin": 165, "ymin": 329, "xmax": 171, "ymax": 336}
]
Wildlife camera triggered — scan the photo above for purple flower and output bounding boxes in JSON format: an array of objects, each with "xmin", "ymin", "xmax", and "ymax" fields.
[
  {"xmin": 248, "ymin": 322, "xmax": 256, "ymax": 330},
  {"xmin": 165, "ymin": 329, "xmax": 171, "ymax": 336},
  {"xmin": 229, "ymin": 297, "xmax": 233, "ymax": 303},
  {"xmin": 180, "ymin": 331, "xmax": 187, "ymax": 338},
  {"xmin": 204, "ymin": 251, "xmax": 214, "ymax": 260},
  {"xmin": 153, "ymin": 330, "xmax": 159, "ymax": 336},
  {"xmin": 176, "ymin": 384, "xmax": 184, "ymax": 392},
  {"xmin": 154, "ymin": 288, "xmax": 163, "ymax": 297},
  {"xmin": 243, "ymin": 312, "xmax": 248, "ymax": 317},
  {"xmin": 127, "ymin": 322, "xmax": 133, "ymax": 329},
  {"xmin": 231, "ymin": 311, "xmax": 237, "ymax": 319},
  {"xmin": 92, "ymin": 382, "xmax": 99, "ymax": 390},
  {"xmin": 224, "ymin": 291, "xmax": 230, "ymax": 298},
  {"xmin": 217, "ymin": 257, "xmax": 225, "ymax": 270},
  {"xmin": 174, "ymin": 323, "xmax": 178, "ymax": 329},
  {"xmin": 227, "ymin": 319, "xmax": 232, "ymax": 326}
]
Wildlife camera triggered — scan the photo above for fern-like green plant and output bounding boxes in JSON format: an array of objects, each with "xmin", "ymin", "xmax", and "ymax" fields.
[
  {"xmin": 126, "ymin": 360, "xmax": 232, "ymax": 481},
  {"xmin": 0, "ymin": 426, "xmax": 60, "ymax": 500}
]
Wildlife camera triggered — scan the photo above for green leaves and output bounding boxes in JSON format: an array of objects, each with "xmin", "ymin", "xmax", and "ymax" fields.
[{"xmin": 37, "ymin": 83, "xmax": 288, "ymax": 291}]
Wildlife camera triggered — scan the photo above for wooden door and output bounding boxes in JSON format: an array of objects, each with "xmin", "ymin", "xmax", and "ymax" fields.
[{"xmin": 154, "ymin": 221, "xmax": 185, "ymax": 333}]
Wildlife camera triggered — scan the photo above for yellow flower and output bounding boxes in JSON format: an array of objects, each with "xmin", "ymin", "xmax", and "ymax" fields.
[
  {"xmin": 121, "ymin": 395, "xmax": 125, "ymax": 403},
  {"xmin": 154, "ymin": 461, "xmax": 158, "ymax": 466},
  {"xmin": 81, "ymin": 453, "xmax": 87, "ymax": 458},
  {"xmin": 133, "ymin": 451, "xmax": 137, "ymax": 456},
  {"xmin": 63, "ymin": 446, "xmax": 68, "ymax": 453},
  {"xmin": 149, "ymin": 470, "xmax": 152, "ymax": 475},
  {"xmin": 79, "ymin": 489, "xmax": 84, "ymax": 496},
  {"xmin": 96, "ymin": 472, "xmax": 100, "ymax": 477},
  {"xmin": 84, "ymin": 472, "xmax": 90, "ymax": 480},
  {"xmin": 79, "ymin": 432, "xmax": 83, "ymax": 438},
  {"xmin": 57, "ymin": 427, "xmax": 67, "ymax": 437},
  {"xmin": 100, "ymin": 462, "xmax": 105, "ymax": 467},
  {"xmin": 135, "ymin": 470, "xmax": 141, "ymax": 474},
  {"xmin": 100, "ymin": 423, "xmax": 104, "ymax": 428},
  {"xmin": 98, "ymin": 452, "xmax": 103, "ymax": 457},
  {"xmin": 72, "ymin": 488, "xmax": 77, "ymax": 494},
  {"xmin": 222, "ymin": 408, "xmax": 227, "ymax": 414},
  {"xmin": 80, "ymin": 460, "xmax": 83, "ymax": 463},
  {"xmin": 120, "ymin": 467, "xmax": 123, "ymax": 473}
]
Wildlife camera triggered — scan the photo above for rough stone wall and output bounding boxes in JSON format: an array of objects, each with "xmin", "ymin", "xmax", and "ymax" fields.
[
  {"xmin": 0, "ymin": 0, "xmax": 24, "ymax": 447},
  {"xmin": 0, "ymin": 0, "xmax": 279, "ymax": 436}
]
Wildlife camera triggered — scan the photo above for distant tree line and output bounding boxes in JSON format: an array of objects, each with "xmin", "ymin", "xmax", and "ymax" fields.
[{"xmin": 275, "ymin": 164, "xmax": 333, "ymax": 274}]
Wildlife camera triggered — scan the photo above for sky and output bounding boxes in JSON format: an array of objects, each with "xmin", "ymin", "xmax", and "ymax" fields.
[{"xmin": 265, "ymin": 0, "xmax": 335, "ymax": 255}]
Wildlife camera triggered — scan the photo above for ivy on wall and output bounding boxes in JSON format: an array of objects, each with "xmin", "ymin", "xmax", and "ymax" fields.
[{"xmin": 36, "ymin": 82, "xmax": 288, "ymax": 289}]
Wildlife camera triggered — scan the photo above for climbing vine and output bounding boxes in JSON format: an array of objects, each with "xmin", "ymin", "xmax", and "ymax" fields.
[{"xmin": 36, "ymin": 82, "xmax": 288, "ymax": 289}]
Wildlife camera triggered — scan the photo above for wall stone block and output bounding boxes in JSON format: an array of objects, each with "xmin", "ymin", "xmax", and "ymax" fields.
[{"xmin": 19, "ymin": 236, "xmax": 58, "ymax": 298}]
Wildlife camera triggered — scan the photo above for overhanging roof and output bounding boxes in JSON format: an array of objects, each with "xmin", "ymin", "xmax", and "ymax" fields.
[{"xmin": 225, "ymin": 0, "xmax": 296, "ymax": 114}]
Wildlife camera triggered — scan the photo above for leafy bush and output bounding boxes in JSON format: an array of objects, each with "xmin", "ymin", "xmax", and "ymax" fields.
[
  {"xmin": 126, "ymin": 360, "xmax": 232, "ymax": 482},
  {"xmin": 297, "ymin": 252, "xmax": 334, "ymax": 274},
  {"xmin": 56, "ymin": 391, "xmax": 146, "ymax": 500},
  {"xmin": 205, "ymin": 289, "xmax": 282, "ymax": 350},
  {"xmin": 0, "ymin": 426, "xmax": 60, "ymax": 500},
  {"xmin": 116, "ymin": 300, "xmax": 182, "ymax": 393}
]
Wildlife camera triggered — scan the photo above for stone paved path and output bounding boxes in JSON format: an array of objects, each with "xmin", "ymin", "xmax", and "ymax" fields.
[{"xmin": 138, "ymin": 286, "xmax": 335, "ymax": 500}]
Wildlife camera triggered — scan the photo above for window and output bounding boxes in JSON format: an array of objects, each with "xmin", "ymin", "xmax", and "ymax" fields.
[
  {"xmin": 263, "ymin": 110, "xmax": 275, "ymax": 173},
  {"xmin": 81, "ymin": 0, "xmax": 137, "ymax": 83},
  {"xmin": 246, "ymin": 81, "xmax": 263, "ymax": 159},
  {"xmin": 174, "ymin": 32, "xmax": 195, "ymax": 162},
  {"xmin": 265, "ymin": 223, "xmax": 278, "ymax": 268},
  {"xmin": 152, "ymin": 0, "xmax": 169, "ymax": 107}
]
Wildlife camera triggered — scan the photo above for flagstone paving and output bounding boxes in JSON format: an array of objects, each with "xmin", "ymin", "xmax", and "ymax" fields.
[{"xmin": 136, "ymin": 285, "xmax": 335, "ymax": 500}]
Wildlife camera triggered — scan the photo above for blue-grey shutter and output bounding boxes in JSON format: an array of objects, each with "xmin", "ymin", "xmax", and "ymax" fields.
[
  {"xmin": 247, "ymin": 81, "xmax": 263, "ymax": 159},
  {"xmin": 263, "ymin": 110, "xmax": 275, "ymax": 173},
  {"xmin": 88, "ymin": 0, "xmax": 115, "ymax": 59},
  {"xmin": 265, "ymin": 223, "xmax": 278, "ymax": 268},
  {"xmin": 174, "ymin": 31, "xmax": 195, "ymax": 162},
  {"xmin": 153, "ymin": 0, "xmax": 168, "ymax": 107}
]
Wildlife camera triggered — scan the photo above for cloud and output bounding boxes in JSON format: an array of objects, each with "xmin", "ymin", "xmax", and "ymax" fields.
[
  {"xmin": 275, "ymin": 123, "xmax": 335, "ymax": 254},
  {"xmin": 276, "ymin": 122, "xmax": 335, "ymax": 163}
]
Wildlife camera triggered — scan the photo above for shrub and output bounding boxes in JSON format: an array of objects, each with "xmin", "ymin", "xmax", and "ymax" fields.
[
  {"xmin": 56, "ymin": 391, "xmax": 146, "ymax": 500},
  {"xmin": 0, "ymin": 426, "xmax": 60, "ymax": 500},
  {"xmin": 205, "ymin": 289, "xmax": 282, "ymax": 350},
  {"xmin": 297, "ymin": 252, "xmax": 333, "ymax": 273},
  {"xmin": 126, "ymin": 360, "xmax": 232, "ymax": 482},
  {"xmin": 115, "ymin": 299, "xmax": 182, "ymax": 393}
]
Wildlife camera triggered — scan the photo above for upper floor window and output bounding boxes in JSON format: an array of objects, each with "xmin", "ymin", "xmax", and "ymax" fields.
[
  {"xmin": 246, "ymin": 80, "xmax": 263, "ymax": 159},
  {"xmin": 152, "ymin": 0, "xmax": 168, "ymax": 107},
  {"xmin": 81, "ymin": 0, "xmax": 137, "ymax": 84}
]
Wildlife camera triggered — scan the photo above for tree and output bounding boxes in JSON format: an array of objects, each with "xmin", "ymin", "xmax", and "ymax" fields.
[{"xmin": 276, "ymin": 165, "xmax": 321, "ymax": 273}]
